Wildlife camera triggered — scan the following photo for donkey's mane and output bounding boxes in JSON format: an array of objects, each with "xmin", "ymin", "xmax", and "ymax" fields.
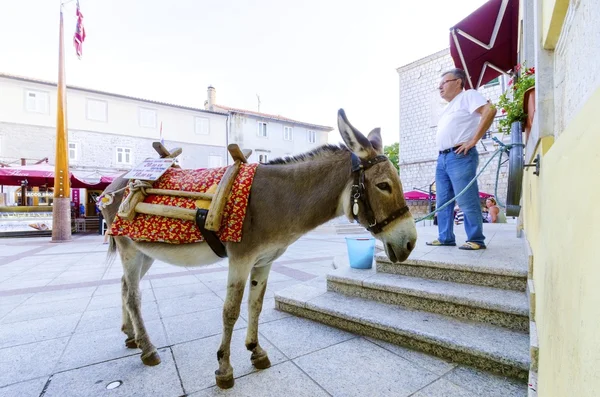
[{"xmin": 267, "ymin": 144, "xmax": 349, "ymax": 165}]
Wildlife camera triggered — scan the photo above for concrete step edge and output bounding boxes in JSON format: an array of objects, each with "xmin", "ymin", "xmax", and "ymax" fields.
[
  {"xmin": 275, "ymin": 284, "xmax": 530, "ymax": 379},
  {"xmin": 327, "ymin": 269, "xmax": 529, "ymax": 317}
]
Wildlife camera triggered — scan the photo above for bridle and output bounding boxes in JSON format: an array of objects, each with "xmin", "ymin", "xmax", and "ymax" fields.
[{"xmin": 350, "ymin": 153, "xmax": 410, "ymax": 234}]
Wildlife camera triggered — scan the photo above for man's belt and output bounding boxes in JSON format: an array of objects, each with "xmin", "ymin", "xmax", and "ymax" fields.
[{"xmin": 439, "ymin": 145, "xmax": 462, "ymax": 155}]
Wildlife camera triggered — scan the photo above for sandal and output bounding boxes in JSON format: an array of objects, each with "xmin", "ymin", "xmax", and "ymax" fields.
[
  {"xmin": 459, "ymin": 242, "xmax": 486, "ymax": 250},
  {"xmin": 426, "ymin": 239, "xmax": 456, "ymax": 247}
]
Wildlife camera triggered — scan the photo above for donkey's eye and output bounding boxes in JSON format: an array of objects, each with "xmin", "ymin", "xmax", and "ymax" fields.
[{"xmin": 376, "ymin": 182, "xmax": 392, "ymax": 193}]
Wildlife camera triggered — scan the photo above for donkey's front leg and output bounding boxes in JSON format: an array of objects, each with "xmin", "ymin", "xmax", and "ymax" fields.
[
  {"xmin": 215, "ymin": 263, "xmax": 253, "ymax": 389},
  {"xmin": 245, "ymin": 263, "xmax": 272, "ymax": 370}
]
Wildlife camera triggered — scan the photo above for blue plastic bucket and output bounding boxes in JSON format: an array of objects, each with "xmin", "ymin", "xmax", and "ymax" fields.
[{"xmin": 345, "ymin": 237, "xmax": 375, "ymax": 269}]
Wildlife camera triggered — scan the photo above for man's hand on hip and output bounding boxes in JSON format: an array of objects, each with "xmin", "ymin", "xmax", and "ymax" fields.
[{"xmin": 455, "ymin": 141, "xmax": 476, "ymax": 155}]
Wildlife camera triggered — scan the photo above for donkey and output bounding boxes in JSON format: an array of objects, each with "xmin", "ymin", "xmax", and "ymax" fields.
[{"xmin": 101, "ymin": 109, "xmax": 417, "ymax": 389}]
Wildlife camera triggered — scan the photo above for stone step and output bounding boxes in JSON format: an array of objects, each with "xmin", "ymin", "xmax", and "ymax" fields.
[
  {"xmin": 275, "ymin": 279, "xmax": 530, "ymax": 381},
  {"xmin": 376, "ymin": 252, "xmax": 528, "ymax": 292},
  {"xmin": 327, "ymin": 266, "xmax": 529, "ymax": 332}
]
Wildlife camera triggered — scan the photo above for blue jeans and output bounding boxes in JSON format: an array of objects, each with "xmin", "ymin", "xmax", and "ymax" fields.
[{"xmin": 435, "ymin": 147, "xmax": 485, "ymax": 246}]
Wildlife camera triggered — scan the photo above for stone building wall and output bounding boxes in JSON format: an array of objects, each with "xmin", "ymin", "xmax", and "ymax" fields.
[{"xmin": 396, "ymin": 49, "xmax": 509, "ymax": 214}]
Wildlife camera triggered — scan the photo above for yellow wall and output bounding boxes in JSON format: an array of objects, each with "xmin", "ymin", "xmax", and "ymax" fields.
[
  {"xmin": 523, "ymin": 87, "xmax": 600, "ymax": 397},
  {"xmin": 542, "ymin": 0, "xmax": 569, "ymax": 49}
]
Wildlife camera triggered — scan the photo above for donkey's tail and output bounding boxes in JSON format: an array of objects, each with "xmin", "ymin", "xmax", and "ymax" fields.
[{"xmin": 105, "ymin": 235, "xmax": 118, "ymax": 266}]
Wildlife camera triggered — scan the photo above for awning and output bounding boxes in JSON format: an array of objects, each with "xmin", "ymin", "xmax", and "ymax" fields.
[
  {"xmin": 0, "ymin": 164, "xmax": 121, "ymax": 189},
  {"xmin": 449, "ymin": 0, "xmax": 519, "ymax": 89},
  {"xmin": 404, "ymin": 190, "xmax": 434, "ymax": 201}
]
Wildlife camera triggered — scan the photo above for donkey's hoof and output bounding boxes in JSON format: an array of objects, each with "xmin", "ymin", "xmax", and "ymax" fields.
[
  {"xmin": 251, "ymin": 354, "xmax": 271, "ymax": 370},
  {"xmin": 125, "ymin": 337, "xmax": 138, "ymax": 349},
  {"xmin": 215, "ymin": 373, "xmax": 234, "ymax": 389},
  {"xmin": 141, "ymin": 351, "xmax": 161, "ymax": 366}
]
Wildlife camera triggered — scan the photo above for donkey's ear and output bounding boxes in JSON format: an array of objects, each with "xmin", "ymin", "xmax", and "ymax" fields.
[
  {"xmin": 337, "ymin": 109, "xmax": 376, "ymax": 159},
  {"xmin": 367, "ymin": 128, "xmax": 383, "ymax": 154}
]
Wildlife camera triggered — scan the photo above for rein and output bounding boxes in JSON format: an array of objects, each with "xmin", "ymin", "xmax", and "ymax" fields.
[{"xmin": 350, "ymin": 153, "xmax": 410, "ymax": 234}]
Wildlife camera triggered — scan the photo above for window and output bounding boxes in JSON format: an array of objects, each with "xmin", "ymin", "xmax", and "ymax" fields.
[
  {"xmin": 25, "ymin": 90, "xmax": 49, "ymax": 114},
  {"xmin": 139, "ymin": 108, "xmax": 157, "ymax": 128},
  {"xmin": 257, "ymin": 122, "xmax": 268, "ymax": 137},
  {"xmin": 86, "ymin": 99, "xmax": 107, "ymax": 122},
  {"xmin": 68, "ymin": 142, "xmax": 78, "ymax": 161},
  {"xmin": 258, "ymin": 154, "xmax": 268, "ymax": 163},
  {"xmin": 308, "ymin": 130, "xmax": 317, "ymax": 144},
  {"xmin": 283, "ymin": 126, "xmax": 293, "ymax": 141},
  {"xmin": 116, "ymin": 147, "xmax": 132, "ymax": 165},
  {"xmin": 195, "ymin": 117, "xmax": 210, "ymax": 135},
  {"xmin": 208, "ymin": 155, "xmax": 223, "ymax": 168}
]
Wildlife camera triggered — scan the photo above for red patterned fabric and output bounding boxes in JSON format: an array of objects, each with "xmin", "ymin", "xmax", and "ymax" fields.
[{"xmin": 110, "ymin": 163, "xmax": 258, "ymax": 244}]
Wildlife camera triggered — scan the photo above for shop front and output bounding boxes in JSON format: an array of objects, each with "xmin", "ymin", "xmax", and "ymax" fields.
[{"xmin": 0, "ymin": 164, "xmax": 118, "ymax": 236}]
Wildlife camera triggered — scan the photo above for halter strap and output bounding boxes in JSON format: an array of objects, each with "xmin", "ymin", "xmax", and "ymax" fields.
[{"xmin": 350, "ymin": 153, "xmax": 410, "ymax": 234}]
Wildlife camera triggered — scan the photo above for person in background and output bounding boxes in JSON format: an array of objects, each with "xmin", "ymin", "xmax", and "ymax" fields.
[
  {"xmin": 454, "ymin": 205, "xmax": 464, "ymax": 225},
  {"xmin": 485, "ymin": 197, "xmax": 507, "ymax": 223}
]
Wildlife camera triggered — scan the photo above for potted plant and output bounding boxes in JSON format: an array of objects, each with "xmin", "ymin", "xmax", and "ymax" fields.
[{"xmin": 496, "ymin": 64, "xmax": 536, "ymax": 139}]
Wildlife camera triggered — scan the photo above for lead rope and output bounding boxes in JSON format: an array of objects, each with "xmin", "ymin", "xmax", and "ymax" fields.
[{"xmin": 414, "ymin": 142, "xmax": 524, "ymax": 224}]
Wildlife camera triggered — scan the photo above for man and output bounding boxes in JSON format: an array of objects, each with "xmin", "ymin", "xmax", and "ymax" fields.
[{"xmin": 426, "ymin": 68, "xmax": 497, "ymax": 250}]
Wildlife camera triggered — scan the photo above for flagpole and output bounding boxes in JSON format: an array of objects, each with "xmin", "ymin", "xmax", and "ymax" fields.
[{"xmin": 51, "ymin": 4, "xmax": 72, "ymax": 242}]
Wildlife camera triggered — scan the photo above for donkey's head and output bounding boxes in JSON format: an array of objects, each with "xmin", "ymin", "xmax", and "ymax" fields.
[{"xmin": 338, "ymin": 109, "xmax": 417, "ymax": 262}]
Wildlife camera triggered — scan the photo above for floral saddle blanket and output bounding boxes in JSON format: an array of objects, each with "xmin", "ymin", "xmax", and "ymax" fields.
[{"xmin": 110, "ymin": 163, "xmax": 258, "ymax": 244}]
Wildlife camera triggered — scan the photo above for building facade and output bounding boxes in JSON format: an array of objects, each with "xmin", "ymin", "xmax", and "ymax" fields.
[
  {"xmin": 519, "ymin": 0, "xmax": 600, "ymax": 395},
  {"xmin": 204, "ymin": 86, "xmax": 333, "ymax": 163},
  {"xmin": 0, "ymin": 73, "xmax": 229, "ymax": 175},
  {"xmin": 396, "ymin": 49, "xmax": 509, "ymax": 216}
]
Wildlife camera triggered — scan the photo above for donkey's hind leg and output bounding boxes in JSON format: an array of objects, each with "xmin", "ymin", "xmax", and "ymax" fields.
[
  {"xmin": 115, "ymin": 237, "xmax": 159, "ymax": 366},
  {"xmin": 245, "ymin": 263, "xmax": 273, "ymax": 370},
  {"xmin": 215, "ymin": 260, "xmax": 254, "ymax": 389},
  {"xmin": 121, "ymin": 256, "xmax": 154, "ymax": 349}
]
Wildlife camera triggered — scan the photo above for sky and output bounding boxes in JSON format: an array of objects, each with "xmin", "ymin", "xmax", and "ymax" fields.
[{"xmin": 0, "ymin": 0, "xmax": 488, "ymax": 146}]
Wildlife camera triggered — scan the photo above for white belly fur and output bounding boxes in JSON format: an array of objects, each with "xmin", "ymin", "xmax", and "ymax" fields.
[{"xmin": 134, "ymin": 241, "xmax": 225, "ymax": 267}]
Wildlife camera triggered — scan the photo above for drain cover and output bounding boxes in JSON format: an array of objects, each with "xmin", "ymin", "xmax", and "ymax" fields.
[{"xmin": 106, "ymin": 381, "xmax": 123, "ymax": 390}]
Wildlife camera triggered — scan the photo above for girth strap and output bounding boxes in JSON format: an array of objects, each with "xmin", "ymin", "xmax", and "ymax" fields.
[{"xmin": 195, "ymin": 209, "xmax": 228, "ymax": 258}]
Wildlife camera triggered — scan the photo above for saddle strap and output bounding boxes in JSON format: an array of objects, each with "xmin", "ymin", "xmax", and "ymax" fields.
[{"xmin": 195, "ymin": 209, "xmax": 228, "ymax": 258}]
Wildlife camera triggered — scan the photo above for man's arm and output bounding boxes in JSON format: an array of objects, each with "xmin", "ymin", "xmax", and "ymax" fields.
[{"xmin": 455, "ymin": 103, "xmax": 498, "ymax": 154}]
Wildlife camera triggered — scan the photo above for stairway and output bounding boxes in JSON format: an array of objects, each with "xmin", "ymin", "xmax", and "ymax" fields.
[{"xmin": 274, "ymin": 249, "xmax": 530, "ymax": 381}]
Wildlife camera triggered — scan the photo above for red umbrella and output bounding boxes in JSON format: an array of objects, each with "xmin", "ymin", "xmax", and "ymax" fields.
[{"xmin": 449, "ymin": 0, "xmax": 519, "ymax": 89}]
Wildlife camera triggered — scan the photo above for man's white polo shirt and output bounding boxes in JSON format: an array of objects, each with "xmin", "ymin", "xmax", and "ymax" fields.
[{"xmin": 436, "ymin": 89, "xmax": 488, "ymax": 152}]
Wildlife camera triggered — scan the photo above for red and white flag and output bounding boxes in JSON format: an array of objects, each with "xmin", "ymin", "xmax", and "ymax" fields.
[{"xmin": 73, "ymin": 0, "xmax": 86, "ymax": 59}]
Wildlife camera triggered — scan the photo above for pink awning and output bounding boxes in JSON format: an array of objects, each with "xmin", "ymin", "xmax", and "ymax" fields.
[
  {"xmin": 0, "ymin": 164, "xmax": 121, "ymax": 190},
  {"xmin": 449, "ymin": 0, "xmax": 519, "ymax": 89},
  {"xmin": 404, "ymin": 190, "xmax": 434, "ymax": 201}
]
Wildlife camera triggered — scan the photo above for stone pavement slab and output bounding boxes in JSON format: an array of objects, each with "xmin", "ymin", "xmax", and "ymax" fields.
[
  {"xmin": 190, "ymin": 361, "xmax": 329, "ymax": 397},
  {"xmin": 0, "ymin": 313, "xmax": 81, "ymax": 349},
  {"xmin": 0, "ymin": 377, "xmax": 47, "ymax": 397},
  {"xmin": 0, "ymin": 337, "xmax": 69, "ymax": 387},
  {"xmin": 162, "ymin": 307, "xmax": 247, "ymax": 345},
  {"xmin": 55, "ymin": 319, "xmax": 168, "ymax": 371},
  {"xmin": 258, "ymin": 315, "xmax": 356, "ymax": 359},
  {"xmin": 43, "ymin": 347, "xmax": 183, "ymax": 397},
  {"xmin": 172, "ymin": 328, "xmax": 287, "ymax": 393},
  {"xmin": 413, "ymin": 378, "xmax": 478, "ymax": 397},
  {"xmin": 293, "ymin": 337, "xmax": 439, "ymax": 397}
]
